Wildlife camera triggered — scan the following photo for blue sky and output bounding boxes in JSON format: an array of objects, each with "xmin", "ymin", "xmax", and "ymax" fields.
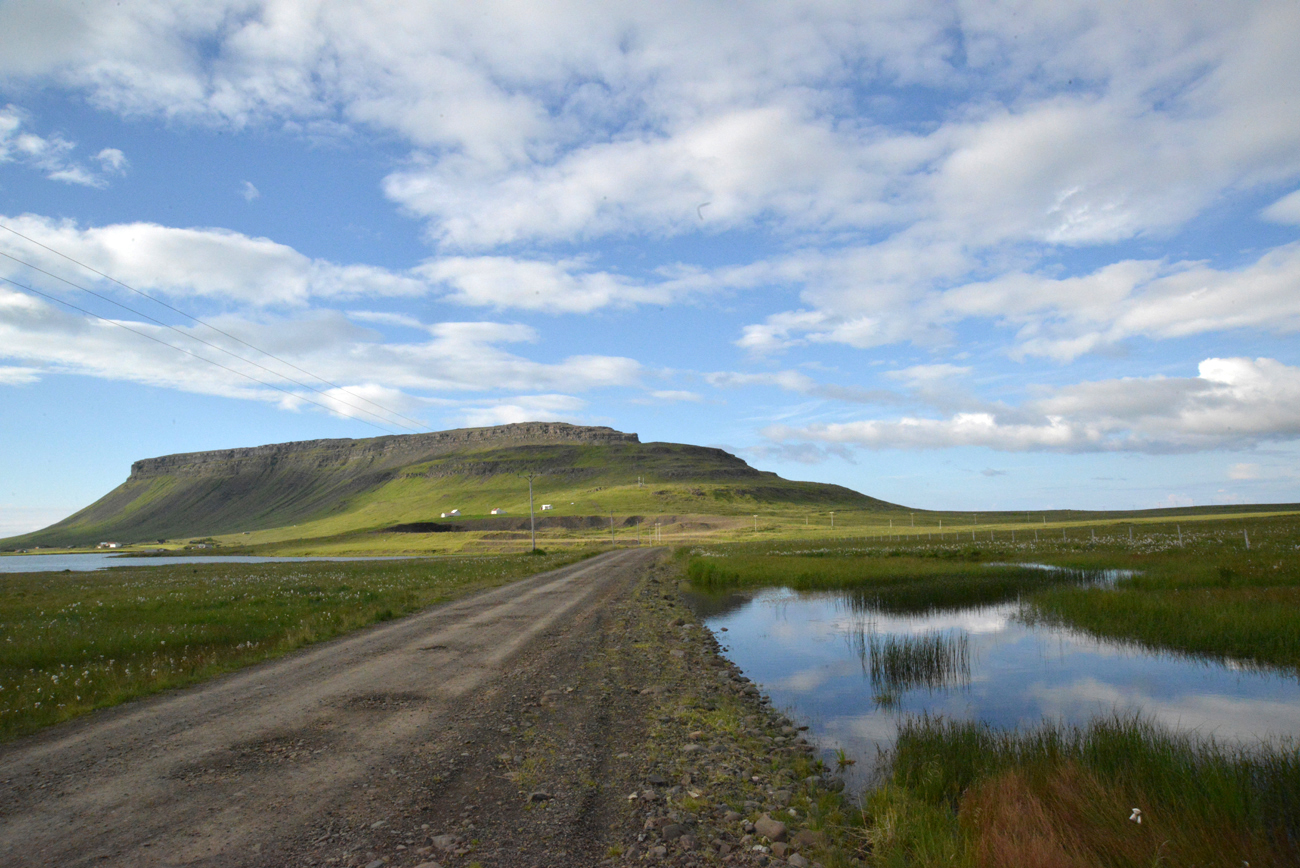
[{"xmin": 2, "ymin": 1, "xmax": 1300, "ymax": 535}]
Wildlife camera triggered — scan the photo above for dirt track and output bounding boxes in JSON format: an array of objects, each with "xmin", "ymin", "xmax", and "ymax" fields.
[{"xmin": 0, "ymin": 549, "xmax": 664, "ymax": 867}]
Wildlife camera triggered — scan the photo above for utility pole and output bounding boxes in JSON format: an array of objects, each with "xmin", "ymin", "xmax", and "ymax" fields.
[
  {"xmin": 518, "ymin": 471, "xmax": 539, "ymax": 552},
  {"xmin": 830, "ymin": 511, "xmax": 835, "ymax": 529},
  {"xmin": 910, "ymin": 512, "xmax": 914, "ymax": 527},
  {"xmin": 610, "ymin": 508, "xmax": 616, "ymax": 547},
  {"xmin": 753, "ymin": 514, "xmax": 758, "ymax": 532}
]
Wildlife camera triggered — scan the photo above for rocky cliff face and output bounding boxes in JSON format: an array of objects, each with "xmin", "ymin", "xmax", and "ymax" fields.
[{"xmin": 129, "ymin": 422, "xmax": 640, "ymax": 480}]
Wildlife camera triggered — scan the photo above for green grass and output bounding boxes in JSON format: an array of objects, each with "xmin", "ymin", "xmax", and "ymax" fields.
[
  {"xmin": 867, "ymin": 714, "xmax": 1300, "ymax": 868},
  {"xmin": 685, "ymin": 549, "xmax": 1111, "ymax": 614},
  {"xmin": 0, "ymin": 551, "xmax": 592, "ymax": 742}
]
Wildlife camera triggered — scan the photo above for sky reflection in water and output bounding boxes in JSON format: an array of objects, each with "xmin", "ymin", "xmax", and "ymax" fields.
[{"xmin": 691, "ymin": 587, "xmax": 1300, "ymax": 790}]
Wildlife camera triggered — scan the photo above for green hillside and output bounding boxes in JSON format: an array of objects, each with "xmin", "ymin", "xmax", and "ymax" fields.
[{"xmin": 4, "ymin": 422, "xmax": 890, "ymax": 549}]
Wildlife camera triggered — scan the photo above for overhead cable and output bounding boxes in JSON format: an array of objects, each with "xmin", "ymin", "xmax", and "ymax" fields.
[
  {"xmin": 0, "ymin": 243, "xmax": 426, "ymax": 434},
  {"xmin": 0, "ymin": 274, "xmax": 403, "ymax": 436},
  {"xmin": 0, "ymin": 218, "xmax": 434, "ymax": 431}
]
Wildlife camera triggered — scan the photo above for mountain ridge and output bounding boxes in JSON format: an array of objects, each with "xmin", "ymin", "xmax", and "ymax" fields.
[{"xmin": 6, "ymin": 422, "xmax": 886, "ymax": 548}]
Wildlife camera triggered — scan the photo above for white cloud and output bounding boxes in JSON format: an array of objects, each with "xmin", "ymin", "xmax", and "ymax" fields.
[
  {"xmin": 1262, "ymin": 189, "xmax": 1300, "ymax": 225},
  {"xmin": 649, "ymin": 390, "xmax": 702, "ymax": 402},
  {"xmin": 0, "ymin": 365, "xmax": 41, "ymax": 385},
  {"xmin": 0, "ymin": 285, "xmax": 640, "ymax": 421},
  {"xmin": 2, "ymin": 215, "xmax": 734, "ymax": 315},
  {"xmin": 3, "ymin": 3, "xmax": 1295, "ymax": 257},
  {"xmin": 94, "ymin": 147, "xmax": 128, "ymax": 174},
  {"xmin": 458, "ymin": 394, "xmax": 587, "ymax": 427},
  {"xmin": 1228, "ymin": 463, "xmax": 1261, "ymax": 480},
  {"xmin": 764, "ymin": 357, "xmax": 1300, "ymax": 454},
  {"xmin": 240, "ymin": 180, "xmax": 260, "ymax": 201},
  {"xmin": 0, "ymin": 105, "xmax": 126, "ymax": 187},
  {"xmin": 419, "ymin": 256, "xmax": 662, "ymax": 313},
  {"xmin": 884, "ymin": 364, "xmax": 971, "ymax": 387},
  {"xmin": 740, "ymin": 241, "xmax": 1300, "ymax": 360},
  {"xmin": 706, "ymin": 368, "xmax": 910, "ymax": 406},
  {"xmin": 0, "ymin": 214, "xmax": 430, "ymax": 306}
]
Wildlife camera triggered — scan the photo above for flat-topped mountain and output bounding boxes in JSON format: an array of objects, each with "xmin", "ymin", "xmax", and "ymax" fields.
[
  {"xmin": 6, "ymin": 422, "xmax": 890, "ymax": 548},
  {"xmin": 128, "ymin": 422, "xmax": 639, "ymax": 479}
]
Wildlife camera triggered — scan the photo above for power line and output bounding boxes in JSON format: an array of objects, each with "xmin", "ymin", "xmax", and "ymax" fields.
[
  {"xmin": 0, "ymin": 221, "xmax": 431, "ymax": 432},
  {"xmin": 0, "ymin": 274, "xmax": 404, "ymax": 436},
  {"xmin": 0, "ymin": 245, "xmax": 425, "ymax": 434}
]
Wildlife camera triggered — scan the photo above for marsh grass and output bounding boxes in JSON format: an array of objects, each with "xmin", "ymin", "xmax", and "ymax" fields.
[
  {"xmin": 0, "ymin": 551, "xmax": 589, "ymax": 741},
  {"xmin": 687, "ymin": 552, "xmax": 1106, "ymax": 615},
  {"xmin": 869, "ymin": 714, "xmax": 1300, "ymax": 868}
]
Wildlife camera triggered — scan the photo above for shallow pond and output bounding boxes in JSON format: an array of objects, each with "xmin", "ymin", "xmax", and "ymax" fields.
[
  {"xmin": 0, "ymin": 553, "xmax": 419, "ymax": 573},
  {"xmin": 687, "ymin": 582, "xmax": 1300, "ymax": 792}
]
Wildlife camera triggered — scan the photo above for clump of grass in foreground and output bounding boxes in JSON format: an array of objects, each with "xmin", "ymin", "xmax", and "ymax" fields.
[
  {"xmin": 864, "ymin": 714, "xmax": 1299, "ymax": 868},
  {"xmin": 0, "ymin": 550, "xmax": 592, "ymax": 741}
]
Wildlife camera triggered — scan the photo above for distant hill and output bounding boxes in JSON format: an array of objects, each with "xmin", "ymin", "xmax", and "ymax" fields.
[{"xmin": 5, "ymin": 422, "xmax": 890, "ymax": 548}]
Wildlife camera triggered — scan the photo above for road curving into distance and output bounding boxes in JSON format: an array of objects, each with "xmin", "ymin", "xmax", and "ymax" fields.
[{"xmin": 0, "ymin": 548, "xmax": 661, "ymax": 867}]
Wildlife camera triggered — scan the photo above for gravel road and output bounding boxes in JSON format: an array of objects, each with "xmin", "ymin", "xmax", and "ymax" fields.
[{"xmin": 0, "ymin": 548, "xmax": 665, "ymax": 867}]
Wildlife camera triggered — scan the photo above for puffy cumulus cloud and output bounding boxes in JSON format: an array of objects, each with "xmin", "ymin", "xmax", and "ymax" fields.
[
  {"xmin": 0, "ymin": 214, "xmax": 429, "ymax": 306},
  {"xmin": 954, "ymin": 244, "xmax": 1300, "ymax": 362},
  {"xmin": 419, "ymin": 256, "xmax": 664, "ymax": 313},
  {"xmin": 741, "ymin": 241, "xmax": 1300, "ymax": 360},
  {"xmin": 0, "ymin": 105, "xmax": 126, "ymax": 187},
  {"xmin": 386, "ymin": 103, "xmax": 897, "ymax": 249},
  {"xmin": 4, "ymin": 3, "xmax": 1297, "ymax": 256},
  {"xmin": 0, "ymin": 284, "xmax": 640, "ymax": 424},
  {"xmin": 763, "ymin": 358, "xmax": 1300, "ymax": 454},
  {"xmin": 2, "ymin": 215, "xmax": 734, "ymax": 315}
]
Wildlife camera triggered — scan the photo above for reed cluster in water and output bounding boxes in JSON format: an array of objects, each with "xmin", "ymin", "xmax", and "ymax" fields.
[{"xmin": 848, "ymin": 629, "xmax": 971, "ymax": 702}]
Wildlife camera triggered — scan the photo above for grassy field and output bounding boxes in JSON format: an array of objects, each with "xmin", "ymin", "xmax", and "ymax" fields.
[
  {"xmin": 681, "ymin": 512, "xmax": 1300, "ymax": 866},
  {"xmin": 0, "ymin": 550, "xmax": 593, "ymax": 742}
]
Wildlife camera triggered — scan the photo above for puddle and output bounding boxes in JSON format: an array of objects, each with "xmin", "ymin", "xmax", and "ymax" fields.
[{"xmin": 687, "ymin": 584, "xmax": 1300, "ymax": 792}]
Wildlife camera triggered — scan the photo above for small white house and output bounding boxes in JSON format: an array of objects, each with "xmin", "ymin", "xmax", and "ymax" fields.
[
  {"xmin": 96, "ymin": 541, "xmax": 121, "ymax": 549},
  {"xmin": 541, "ymin": 504, "xmax": 553, "ymax": 510},
  {"xmin": 490, "ymin": 508, "xmax": 506, "ymax": 515},
  {"xmin": 440, "ymin": 509, "xmax": 461, "ymax": 518}
]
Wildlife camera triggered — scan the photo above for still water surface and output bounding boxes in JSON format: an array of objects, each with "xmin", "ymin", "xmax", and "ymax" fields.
[
  {"xmin": 0, "ymin": 553, "xmax": 418, "ymax": 573},
  {"xmin": 687, "ymin": 583, "xmax": 1300, "ymax": 791}
]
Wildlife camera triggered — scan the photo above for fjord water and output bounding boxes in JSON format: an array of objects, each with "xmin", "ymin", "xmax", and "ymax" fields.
[{"xmin": 688, "ymin": 582, "xmax": 1300, "ymax": 791}]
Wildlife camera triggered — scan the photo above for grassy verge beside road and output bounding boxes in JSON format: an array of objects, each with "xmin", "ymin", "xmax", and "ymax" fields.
[{"xmin": 0, "ymin": 550, "xmax": 593, "ymax": 742}]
